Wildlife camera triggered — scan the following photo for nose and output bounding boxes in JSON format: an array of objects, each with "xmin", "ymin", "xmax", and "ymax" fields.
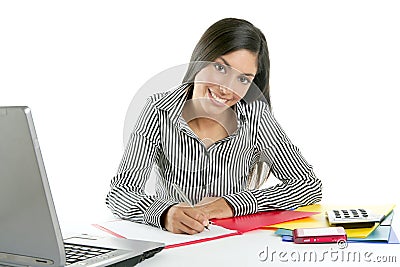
[
  {"xmin": 219, "ymin": 86, "xmax": 232, "ymax": 96},
  {"xmin": 220, "ymin": 73, "xmax": 238, "ymax": 95}
]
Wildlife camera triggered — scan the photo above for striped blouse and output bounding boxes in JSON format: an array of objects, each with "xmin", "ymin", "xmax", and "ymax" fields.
[{"xmin": 106, "ymin": 85, "xmax": 322, "ymax": 228}]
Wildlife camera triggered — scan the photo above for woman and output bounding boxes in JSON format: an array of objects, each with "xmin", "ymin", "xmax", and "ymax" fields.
[{"xmin": 106, "ymin": 18, "xmax": 322, "ymax": 234}]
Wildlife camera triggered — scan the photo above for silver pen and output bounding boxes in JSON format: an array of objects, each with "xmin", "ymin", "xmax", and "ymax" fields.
[{"xmin": 171, "ymin": 183, "xmax": 209, "ymax": 230}]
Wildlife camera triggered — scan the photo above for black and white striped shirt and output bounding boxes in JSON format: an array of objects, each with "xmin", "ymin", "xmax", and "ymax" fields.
[{"xmin": 106, "ymin": 85, "xmax": 322, "ymax": 228}]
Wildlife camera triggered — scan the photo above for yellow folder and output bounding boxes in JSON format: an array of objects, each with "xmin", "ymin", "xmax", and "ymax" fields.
[{"xmin": 266, "ymin": 203, "xmax": 395, "ymax": 238}]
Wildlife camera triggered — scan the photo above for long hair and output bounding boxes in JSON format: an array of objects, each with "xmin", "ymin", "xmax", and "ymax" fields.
[{"xmin": 182, "ymin": 18, "xmax": 271, "ymax": 107}]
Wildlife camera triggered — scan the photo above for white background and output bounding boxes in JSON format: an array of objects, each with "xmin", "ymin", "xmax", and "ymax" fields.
[{"xmin": 1, "ymin": 0, "xmax": 399, "ymax": 228}]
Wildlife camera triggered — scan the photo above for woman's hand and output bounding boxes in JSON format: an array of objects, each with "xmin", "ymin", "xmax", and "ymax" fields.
[
  {"xmin": 162, "ymin": 197, "xmax": 234, "ymax": 234},
  {"xmin": 196, "ymin": 197, "xmax": 234, "ymax": 219},
  {"xmin": 162, "ymin": 203, "xmax": 209, "ymax": 235}
]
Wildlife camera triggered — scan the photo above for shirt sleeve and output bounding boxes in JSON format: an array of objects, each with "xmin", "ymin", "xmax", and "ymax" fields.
[
  {"xmin": 105, "ymin": 97, "xmax": 177, "ymax": 228},
  {"xmin": 223, "ymin": 106, "xmax": 322, "ymax": 216}
]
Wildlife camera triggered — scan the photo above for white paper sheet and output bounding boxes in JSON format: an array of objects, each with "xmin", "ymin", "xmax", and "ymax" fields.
[{"xmin": 95, "ymin": 219, "xmax": 238, "ymax": 246}]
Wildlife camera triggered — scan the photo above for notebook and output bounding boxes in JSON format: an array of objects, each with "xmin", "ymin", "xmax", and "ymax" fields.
[{"xmin": 0, "ymin": 106, "xmax": 164, "ymax": 267}]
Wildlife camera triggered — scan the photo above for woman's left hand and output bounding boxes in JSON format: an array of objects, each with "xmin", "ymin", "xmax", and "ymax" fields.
[{"xmin": 196, "ymin": 197, "xmax": 234, "ymax": 219}]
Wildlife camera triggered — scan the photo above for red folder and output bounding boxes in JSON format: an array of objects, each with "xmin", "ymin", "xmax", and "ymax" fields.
[
  {"xmin": 211, "ymin": 210, "xmax": 320, "ymax": 233},
  {"xmin": 163, "ymin": 232, "xmax": 241, "ymax": 249}
]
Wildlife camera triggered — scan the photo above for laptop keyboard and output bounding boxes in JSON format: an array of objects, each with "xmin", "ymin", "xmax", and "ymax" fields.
[{"xmin": 64, "ymin": 243, "xmax": 115, "ymax": 265}]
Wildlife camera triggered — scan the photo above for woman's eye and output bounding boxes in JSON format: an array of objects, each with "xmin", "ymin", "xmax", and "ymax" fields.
[
  {"xmin": 238, "ymin": 76, "xmax": 251, "ymax": 85},
  {"xmin": 214, "ymin": 63, "xmax": 226, "ymax": 74}
]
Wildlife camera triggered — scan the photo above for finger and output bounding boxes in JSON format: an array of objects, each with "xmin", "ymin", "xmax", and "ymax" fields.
[
  {"xmin": 183, "ymin": 209, "xmax": 209, "ymax": 231},
  {"xmin": 177, "ymin": 221, "xmax": 201, "ymax": 235},
  {"xmin": 184, "ymin": 207, "xmax": 208, "ymax": 222},
  {"xmin": 171, "ymin": 209, "xmax": 202, "ymax": 234}
]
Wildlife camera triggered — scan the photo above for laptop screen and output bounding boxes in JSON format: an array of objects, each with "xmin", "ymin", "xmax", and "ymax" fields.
[{"xmin": 0, "ymin": 107, "xmax": 65, "ymax": 266}]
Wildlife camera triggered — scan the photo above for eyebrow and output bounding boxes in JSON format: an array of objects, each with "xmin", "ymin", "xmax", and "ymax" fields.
[{"xmin": 218, "ymin": 57, "xmax": 256, "ymax": 77}]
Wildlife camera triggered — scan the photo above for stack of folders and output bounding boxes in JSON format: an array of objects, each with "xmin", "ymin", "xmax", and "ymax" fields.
[{"xmin": 271, "ymin": 204, "xmax": 399, "ymax": 244}]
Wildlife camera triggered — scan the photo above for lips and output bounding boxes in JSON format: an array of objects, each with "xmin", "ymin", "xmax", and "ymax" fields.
[{"xmin": 208, "ymin": 88, "xmax": 229, "ymax": 107}]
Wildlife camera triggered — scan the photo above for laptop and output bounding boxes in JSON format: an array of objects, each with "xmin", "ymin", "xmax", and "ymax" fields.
[{"xmin": 0, "ymin": 106, "xmax": 164, "ymax": 267}]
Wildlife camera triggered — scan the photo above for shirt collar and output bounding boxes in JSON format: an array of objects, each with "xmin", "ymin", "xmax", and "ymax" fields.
[{"xmin": 153, "ymin": 84, "xmax": 189, "ymax": 125}]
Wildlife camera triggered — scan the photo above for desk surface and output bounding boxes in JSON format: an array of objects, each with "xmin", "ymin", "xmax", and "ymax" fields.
[
  {"xmin": 65, "ymin": 208, "xmax": 400, "ymax": 267},
  {"xmin": 139, "ymin": 228, "xmax": 400, "ymax": 267}
]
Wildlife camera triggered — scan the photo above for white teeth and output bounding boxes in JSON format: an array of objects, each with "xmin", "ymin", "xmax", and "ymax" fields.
[{"xmin": 209, "ymin": 90, "xmax": 228, "ymax": 104}]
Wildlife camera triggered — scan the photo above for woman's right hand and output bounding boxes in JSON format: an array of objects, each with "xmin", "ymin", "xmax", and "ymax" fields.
[{"xmin": 162, "ymin": 203, "xmax": 209, "ymax": 235}]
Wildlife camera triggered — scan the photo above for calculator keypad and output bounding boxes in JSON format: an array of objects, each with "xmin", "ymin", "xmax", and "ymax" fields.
[
  {"xmin": 332, "ymin": 209, "xmax": 369, "ymax": 219},
  {"xmin": 326, "ymin": 208, "xmax": 384, "ymax": 228}
]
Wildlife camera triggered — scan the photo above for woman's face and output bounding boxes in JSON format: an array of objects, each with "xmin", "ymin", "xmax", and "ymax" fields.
[{"xmin": 192, "ymin": 49, "xmax": 258, "ymax": 112}]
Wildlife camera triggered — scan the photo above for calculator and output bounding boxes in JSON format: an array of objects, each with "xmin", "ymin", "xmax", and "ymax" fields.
[{"xmin": 326, "ymin": 209, "xmax": 384, "ymax": 228}]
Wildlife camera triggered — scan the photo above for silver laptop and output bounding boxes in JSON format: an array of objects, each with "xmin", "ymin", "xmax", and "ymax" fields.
[{"xmin": 0, "ymin": 106, "xmax": 164, "ymax": 267}]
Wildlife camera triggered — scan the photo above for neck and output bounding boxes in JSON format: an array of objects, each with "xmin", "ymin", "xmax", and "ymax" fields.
[{"xmin": 191, "ymin": 117, "xmax": 221, "ymax": 131}]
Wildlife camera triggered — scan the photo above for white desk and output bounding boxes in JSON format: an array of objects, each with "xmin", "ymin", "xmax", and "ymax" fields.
[
  {"xmin": 138, "ymin": 228, "xmax": 400, "ymax": 267},
  {"xmin": 64, "ymin": 208, "xmax": 400, "ymax": 267}
]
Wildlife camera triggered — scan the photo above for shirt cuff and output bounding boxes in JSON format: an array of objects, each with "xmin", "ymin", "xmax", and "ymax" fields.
[
  {"xmin": 143, "ymin": 197, "xmax": 178, "ymax": 228},
  {"xmin": 223, "ymin": 190, "xmax": 259, "ymax": 216}
]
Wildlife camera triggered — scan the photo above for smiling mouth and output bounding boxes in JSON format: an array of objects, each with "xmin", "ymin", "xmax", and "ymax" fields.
[{"xmin": 208, "ymin": 88, "xmax": 230, "ymax": 106}]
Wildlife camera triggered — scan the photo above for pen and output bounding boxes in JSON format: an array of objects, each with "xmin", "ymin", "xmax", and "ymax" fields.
[{"xmin": 171, "ymin": 183, "xmax": 209, "ymax": 230}]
